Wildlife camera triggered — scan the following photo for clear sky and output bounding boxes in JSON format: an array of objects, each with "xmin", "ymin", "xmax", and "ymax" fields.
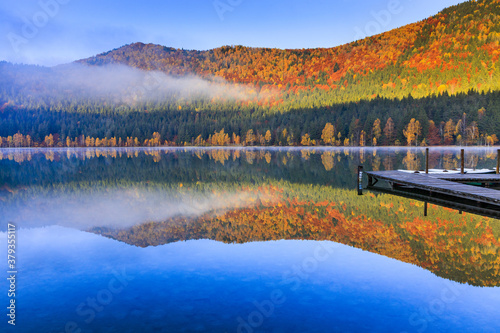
[{"xmin": 0, "ymin": 0, "xmax": 465, "ymax": 66}]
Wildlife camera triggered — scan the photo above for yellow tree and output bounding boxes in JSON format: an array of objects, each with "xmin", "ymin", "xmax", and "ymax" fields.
[
  {"xmin": 152, "ymin": 132, "xmax": 161, "ymax": 146},
  {"xmin": 264, "ymin": 130, "xmax": 272, "ymax": 145},
  {"xmin": 301, "ymin": 133, "xmax": 313, "ymax": 146},
  {"xmin": 487, "ymin": 134, "xmax": 499, "ymax": 146},
  {"xmin": 465, "ymin": 122, "xmax": 478, "ymax": 145},
  {"xmin": 232, "ymin": 133, "xmax": 241, "ymax": 145},
  {"xmin": 194, "ymin": 135, "xmax": 204, "ymax": 146},
  {"xmin": 403, "ymin": 118, "xmax": 422, "ymax": 146},
  {"xmin": 443, "ymin": 119, "xmax": 455, "ymax": 145},
  {"xmin": 383, "ymin": 117, "xmax": 395, "ymax": 145},
  {"xmin": 44, "ymin": 134, "xmax": 54, "ymax": 147},
  {"xmin": 245, "ymin": 129, "xmax": 256, "ymax": 146},
  {"xmin": 211, "ymin": 129, "xmax": 227, "ymax": 146},
  {"xmin": 281, "ymin": 128, "xmax": 288, "ymax": 145},
  {"xmin": 359, "ymin": 130, "xmax": 366, "ymax": 147},
  {"xmin": 372, "ymin": 119, "xmax": 381, "ymax": 146},
  {"xmin": 321, "ymin": 123, "xmax": 335, "ymax": 145},
  {"xmin": 258, "ymin": 134, "xmax": 266, "ymax": 146},
  {"xmin": 13, "ymin": 132, "xmax": 24, "ymax": 147}
]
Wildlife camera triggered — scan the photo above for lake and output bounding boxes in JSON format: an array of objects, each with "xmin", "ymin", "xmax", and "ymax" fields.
[{"xmin": 1, "ymin": 147, "xmax": 499, "ymax": 333}]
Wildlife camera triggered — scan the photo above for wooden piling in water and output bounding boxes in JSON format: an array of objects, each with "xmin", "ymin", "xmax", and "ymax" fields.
[
  {"xmin": 425, "ymin": 148, "xmax": 429, "ymax": 174},
  {"xmin": 497, "ymin": 149, "xmax": 500, "ymax": 174},
  {"xmin": 461, "ymin": 149, "xmax": 465, "ymax": 174}
]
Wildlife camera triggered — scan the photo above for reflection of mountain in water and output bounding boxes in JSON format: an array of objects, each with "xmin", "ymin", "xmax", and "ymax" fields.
[
  {"xmin": 3, "ymin": 148, "xmax": 500, "ymax": 287},
  {"xmin": 90, "ymin": 184, "xmax": 500, "ymax": 288}
]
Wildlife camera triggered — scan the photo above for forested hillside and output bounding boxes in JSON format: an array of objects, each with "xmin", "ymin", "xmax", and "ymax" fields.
[
  {"xmin": 77, "ymin": 0, "xmax": 500, "ymax": 105},
  {"xmin": 1, "ymin": 0, "xmax": 499, "ymax": 147}
]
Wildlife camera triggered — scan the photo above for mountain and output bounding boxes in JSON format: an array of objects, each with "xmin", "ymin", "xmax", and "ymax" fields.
[
  {"xmin": 77, "ymin": 0, "xmax": 500, "ymax": 106},
  {"xmin": 1, "ymin": 0, "xmax": 499, "ymax": 147}
]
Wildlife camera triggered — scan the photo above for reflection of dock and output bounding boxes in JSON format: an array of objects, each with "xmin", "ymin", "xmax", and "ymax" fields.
[{"xmin": 366, "ymin": 170, "xmax": 500, "ymax": 218}]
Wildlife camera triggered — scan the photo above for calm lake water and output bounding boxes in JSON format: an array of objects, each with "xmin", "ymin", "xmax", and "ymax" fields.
[{"xmin": 1, "ymin": 147, "xmax": 499, "ymax": 332}]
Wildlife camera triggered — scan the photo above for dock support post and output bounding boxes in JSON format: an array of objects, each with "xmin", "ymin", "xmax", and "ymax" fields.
[
  {"xmin": 424, "ymin": 202, "xmax": 428, "ymax": 217},
  {"xmin": 461, "ymin": 149, "xmax": 465, "ymax": 174},
  {"xmin": 425, "ymin": 148, "xmax": 429, "ymax": 174},
  {"xmin": 357, "ymin": 165, "xmax": 363, "ymax": 196},
  {"xmin": 497, "ymin": 149, "xmax": 500, "ymax": 174}
]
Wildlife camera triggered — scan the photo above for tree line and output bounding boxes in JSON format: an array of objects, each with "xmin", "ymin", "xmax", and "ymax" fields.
[{"xmin": 1, "ymin": 90, "xmax": 499, "ymax": 147}]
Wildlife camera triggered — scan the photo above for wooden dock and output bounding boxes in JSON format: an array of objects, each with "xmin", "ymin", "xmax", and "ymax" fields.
[
  {"xmin": 366, "ymin": 171, "xmax": 500, "ymax": 212},
  {"xmin": 430, "ymin": 173, "xmax": 500, "ymax": 184}
]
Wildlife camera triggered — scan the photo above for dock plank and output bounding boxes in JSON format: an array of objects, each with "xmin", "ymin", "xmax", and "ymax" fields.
[
  {"xmin": 366, "ymin": 171, "xmax": 500, "ymax": 205},
  {"xmin": 433, "ymin": 174, "xmax": 500, "ymax": 182}
]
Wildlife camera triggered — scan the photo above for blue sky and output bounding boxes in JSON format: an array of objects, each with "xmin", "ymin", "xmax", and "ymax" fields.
[{"xmin": 0, "ymin": 0, "xmax": 465, "ymax": 66}]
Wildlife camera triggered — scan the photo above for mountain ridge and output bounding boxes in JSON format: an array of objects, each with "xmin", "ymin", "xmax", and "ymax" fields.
[{"xmin": 74, "ymin": 0, "xmax": 500, "ymax": 107}]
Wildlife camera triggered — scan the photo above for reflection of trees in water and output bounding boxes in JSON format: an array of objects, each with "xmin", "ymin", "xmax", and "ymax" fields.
[
  {"xmin": 359, "ymin": 148, "xmax": 365, "ymax": 164},
  {"xmin": 466, "ymin": 155, "xmax": 479, "ymax": 169},
  {"xmin": 383, "ymin": 155, "xmax": 395, "ymax": 171},
  {"xmin": 321, "ymin": 152, "xmax": 334, "ymax": 171},
  {"xmin": 245, "ymin": 150, "xmax": 256, "ymax": 164},
  {"xmin": 90, "ymin": 184, "xmax": 500, "ymax": 287},
  {"xmin": 1, "ymin": 148, "xmax": 499, "ymax": 198},
  {"xmin": 195, "ymin": 150, "xmax": 204, "ymax": 160},
  {"xmin": 264, "ymin": 152, "xmax": 271, "ymax": 163},
  {"xmin": 3, "ymin": 148, "xmax": 500, "ymax": 286},
  {"xmin": 208, "ymin": 149, "xmax": 230, "ymax": 165},
  {"xmin": 300, "ymin": 150, "xmax": 311, "ymax": 161},
  {"xmin": 443, "ymin": 153, "xmax": 458, "ymax": 170},
  {"xmin": 428, "ymin": 151, "xmax": 440, "ymax": 169},
  {"xmin": 402, "ymin": 151, "xmax": 420, "ymax": 171},
  {"xmin": 371, "ymin": 154, "xmax": 381, "ymax": 171}
]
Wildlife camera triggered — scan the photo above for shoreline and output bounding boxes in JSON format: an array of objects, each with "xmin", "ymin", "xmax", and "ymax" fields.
[{"xmin": 1, "ymin": 145, "xmax": 499, "ymax": 150}]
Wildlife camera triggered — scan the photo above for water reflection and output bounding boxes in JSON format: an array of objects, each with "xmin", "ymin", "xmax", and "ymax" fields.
[
  {"xmin": 1, "ymin": 146, "xmax": 499, "ymax": 169},
  {"xmin": 1, "ymin": 147, "xmax": 500, "ymax": 332},
  {"xmin": 1, "ymin": 147, "xmax": 499, "ymax": 288}
]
